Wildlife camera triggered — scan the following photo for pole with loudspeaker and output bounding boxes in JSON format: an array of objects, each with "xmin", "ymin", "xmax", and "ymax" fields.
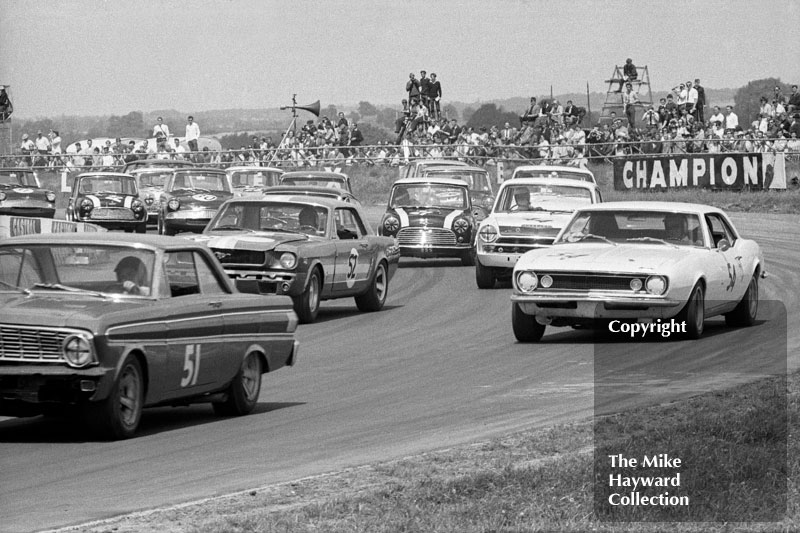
[{"xmin": 271, "ymin": 95, "xmax": 320, "ymax": 166}]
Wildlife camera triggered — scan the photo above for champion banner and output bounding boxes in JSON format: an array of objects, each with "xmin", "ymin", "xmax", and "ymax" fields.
[{"xmin": 614, "ymin": 153, "xmax": 787, "ymax": 191}]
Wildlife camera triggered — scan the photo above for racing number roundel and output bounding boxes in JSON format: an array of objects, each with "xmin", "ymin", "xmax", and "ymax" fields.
[
  {"xmin": 192, "ymin": 194, "xmax": 217, "ymax": 202},
  {"xmin": 346, "ymin": 247, "xmax": 358, "ymax": 288}
]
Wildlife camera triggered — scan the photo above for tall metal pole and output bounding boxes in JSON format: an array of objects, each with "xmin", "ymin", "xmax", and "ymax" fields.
[{"xmin": 586, "ymin": 82, "xmax": 592, "ymax": 126}]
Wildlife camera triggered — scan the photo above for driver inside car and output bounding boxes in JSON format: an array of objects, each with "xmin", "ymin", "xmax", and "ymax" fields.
[
  {"xmin": 114, "ymin": 256, "xmax": 151, "ymax": 296},
  {"xmin": 664, "ymin": 214, "xmax": 690, "ymax": 243},
  {"xmin": 297, "ymin": 206, "xmax": 319, "ymax": 234},
  {"xmin": 510, "ymin": 188, "xmax": 531, "ymax": 211}
]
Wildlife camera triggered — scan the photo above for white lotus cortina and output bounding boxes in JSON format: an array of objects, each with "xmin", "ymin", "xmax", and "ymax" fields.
[
  {"xmin": 475, "ymin": 177, "xmax": 602, "ymax": 288},
  {"xmin": 510, "ymin": 202, "xmax": 765, "ymax": 342}
]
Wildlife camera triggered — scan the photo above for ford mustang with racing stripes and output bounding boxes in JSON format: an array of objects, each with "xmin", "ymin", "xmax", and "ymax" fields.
[
  {"xmin": 0, "ymin": 233, "xmax": 298, "ymax": 439},
  {"xmin": 379, "ymin": 177, "xmax": 476, "ymax": 266},
  {"xmin": 158, "ymin": 168, "xmax": 233, "ymax": 235},
  {"xmin": 510, "ymin": 202, "xmax": 764, "ymax": 342},
  {"xmin": 189, "ymin": 196, "xmax": 400, "ymax": 323},
  {"xmin": 0, "ymin": 168, "xmax": 57, "ymax": 219},
  {"xmin": 66, "ymin": 172, "xmax": 147, "ymax": 233}
]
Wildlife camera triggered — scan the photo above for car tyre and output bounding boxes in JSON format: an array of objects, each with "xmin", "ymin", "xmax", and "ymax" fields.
[
  {"xmin": 725, "ymin": 272, "xmax": 758, "ymax": 327},
  {"xmin": 213, "ymin": 352, "xmax": 262, "ymax": 416},
  {"xmin": 355, "ymin": 261, "xmax": 388, "ymax": 312},
  {"xmin": 460, "ymin": 248, "xmax": 475, "ymax": 267},
  {"xmin": 512, "ymin": 302, "xmax": 545, "ymax": 342},
  {"xmin": 135, "ymin": 222, "xmax": 147, "ymax": 234},
  {"xmin": 158, "ymin": 216, "xmax": 175, "ymax": 236},
  {"xmin": 87, "ymin": 356, "xmax": 144, "ymax": 440},
  {"xmin": 678, "ymin": 282, "xmax": 705, "ymax": 339},
  {"xmin": 475, "ymin": 259, "xmax": 495, "ymax": 289},
  {"xmin": 293, "ymin": 268, "xmax": 321, "ymax": 323}
]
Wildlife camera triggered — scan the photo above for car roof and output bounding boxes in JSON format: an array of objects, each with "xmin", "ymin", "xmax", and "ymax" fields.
[
  {"xmin": 172, "ymin": 167, "xmax": 226, "ymax": 174},
  {"xmin": 226, "ymin": 166, "xmax": 283, "ymax": 173},
  {"xmin": 512, "ymin": 164, "xmax": 594, "ymax": 176},
  {"xmin": 124, "ymin": 159, "xmax": 194, "ymax": 167},
  {"xmin": 575, "ymin": 201, "xmax": 723, "ymax": 214},
  {"xmin": 281, "ymin": 171, "xmax": 348, "ymax": 179},
  {"xmin": 76, "ymin": 172, "xmax": 136, "ymax": 178},
  {"xmin": 262, "ymin": 185, "xmax": 353, "ymax": 196},
  {"xmin": 222, "ymin": 195, "xmax": 355, "ymax": 209},
  {"xmin": 394, "ymin": 177, "xmax": 471, "ymax": 187},
  {"xmin": 498, "ymin": 177, "xmax": 598, "ymax": 190},
  {"xmin": 130, "ymin": 167, "xmax": 182, "ymax": 174},
  {"xmin": 0, "ymin": 232, "xmax": 204, "ymax": 250},
  {"xmin": 422, "ymin": 165, "xmax": 488, "ymax": 173},
  {"xmin": 413, "ymin": 159, "xmax": 469, "ymax": 167}
]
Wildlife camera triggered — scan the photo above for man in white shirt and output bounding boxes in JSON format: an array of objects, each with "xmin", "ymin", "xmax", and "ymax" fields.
[
  {"xmin": 185, "ymin": 116, "xmax": 200, "ymax": 153},
  {"xmin": 172, "ymin": 138, "xmax": 187, "ymax": 159},
  {"xmin": 153, "ymin": 117, "xmax": 170, "ymax": 149},
  {"xmin": 34, "ymin": 130, "xmax": 51, "ymax": 153},
  {"xmin": 686, "ymin": 81, "xmax": 698, "ymax": 117},
  {"xmin": 725, "ymin": 106, "xmax": 739, "ymax": 132},
  {"xmin": 708, "ymin": 106, "xmax": 725, "ymax": 127},
  {"xmin": 622, "ymin": 84, "xmax": 640, "ymax": 127}
]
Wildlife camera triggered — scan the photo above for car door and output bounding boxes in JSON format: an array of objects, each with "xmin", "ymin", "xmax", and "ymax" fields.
[
  {"xmin": 332, "ymin": 207, "xmax": 374, "ymax": 295},
  {"xmin": 704, "ymin": 213, "xmax": 747, "ymax": 310},
  {"xmin": 159, "ymin": 250, "xmax": 230, "ymax": 397}
]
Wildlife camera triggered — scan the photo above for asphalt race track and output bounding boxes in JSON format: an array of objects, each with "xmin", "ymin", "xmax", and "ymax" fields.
[{"xmin": 0, "ymin": 212, "xmax": 798, "ymax": 533}]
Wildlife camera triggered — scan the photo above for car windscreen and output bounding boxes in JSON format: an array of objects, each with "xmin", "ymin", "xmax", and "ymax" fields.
[
  {"xmin": 230, "ymin": 170, "xmax": 282, "ymax": 188},
  {"xmin": 556, "ymin": 211, "xmax": 704, "ymax": 247},
  {"xmin": 390, "ymin": 184, "xmax": 469, "ymax": 209},
  {"xmin": 496, "ymin": 184, "xmax": 593, "ymax": 213},
  {"xmin": 79, "ymin": 176, "xmax": 137, "ymax": 195},
  {"xmin": 0, "ymin": 170, "xmax": 38, "ymax": 188},
  {"xmin": 514, "ymin": 170, "xmax": 593, "ymax": 182},
  {"xmin": 0, "ymin": 245, "xmax": 155, "ymax": 296},
  {"xmin": 135, "ymin": 171, "xmax": 171, "ymax": 188},
  {"xmin": 424, "ymin": 170, "xmax": 492, "ymax": 193},
  {"xmin": 170, "ymin": 172, "xmax": 230, "ymax": 193},
  {"xmin": 208, "ymin": 202, "xmax": 328, "ymax": 236}
]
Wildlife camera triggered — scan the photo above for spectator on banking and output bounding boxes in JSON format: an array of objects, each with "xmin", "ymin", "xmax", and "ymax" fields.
[
  {"xmin": 519, "ymin": 97, "xmax": 539, "ymax": 126},
  {"xmin": 618, "ymin": 57, "xmax": 637, "ymax": 92},
  {"xmin": 622, "ymin": 83, "xmax": 640, "ymax": 127},
  {"xmin": 419, "ymin": 70, "xmax": 431, "ymax": 114},
  {"xmin": 153, "ymin": 117, "xmax": 170, "ymax": 148},
  {"xmin": 428, "ymin": 73, "xmax": 442, "ymax": 119},
  {"xmin": 406, "ymin": 73, "xmax": 420, "ymax": 105},
  {"xmin": 694, "ymin": 79, "xmax": 705, "ymax": 123},
  {"xmin": 185, "ymin": 115, "xmax": 200, "ymax": 153}
]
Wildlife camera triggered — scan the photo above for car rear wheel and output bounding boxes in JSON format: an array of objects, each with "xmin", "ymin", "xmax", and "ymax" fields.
[
  {"xmin": 213, "ymin": 352, "xmax": 262, "ymax": 416},
  {"xmin": 725, "ymin": 272, "xmax": 758, "ymax": 327},
  {"xmin": 293, "ymin": 268, "xmax": 321, "ymax": 323},
  {"xmin": 158, "ymin": 216, "xmax": 175, "ymax": 236},
  {"xmin": 475, "ymin": 259, "xmax": 495, "ymax": 289},
  {"xmin": 512, "ymin": 302, "xmax": 545, "ymax": 342},
  {"xmin": 86, "ymin": 356, "xmax": 144, "ymax": 440},
  {"xmin": 678, "ymin": 282, "xmax": 705, "ymax": 339},
  {"xmin": 355, "ymin": 261, "xmax": 388, "ymax": 312},
  {"xmin": 461, "ymin": 248, "xmax": 475, "ymax": 267}
]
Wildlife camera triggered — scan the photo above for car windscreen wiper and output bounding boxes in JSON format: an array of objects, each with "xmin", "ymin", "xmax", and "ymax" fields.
[
  {"xmin": 627, "ymin": 237, "xmax": 678, "ymax": 248},
  {"xmin": 0, "ymin": 279, "xmax": 31, "ymax": 295},
  {"xmin": 565, "ymin": 232, "xmax": 618, "ymax": 246},
  {"xmin": 32, "ymin": 283, "xmax": 110, "ymax": 298}
]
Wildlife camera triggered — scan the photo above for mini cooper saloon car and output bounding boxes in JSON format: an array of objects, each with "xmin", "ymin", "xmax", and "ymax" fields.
[
  {"xmin": 0, "ymin": 233, "xmax": 299, "ymax": 439},
  {"xmin": 510, "ymin": 202, "xmax": 764, "ymax": 342},
  {"xmin": 0, "ymin": 168, "xmax": 56, "ymax": 218},
  {"xmin": 66, "ymin": 172, "xmax": 147, "ymax": 233},
  {"xmin": 192, "ymin": 196, "xmax": 400, "ymax": 323},
  {"xmin": 279, "ymin": 171, "xmax": 353, "ymax": 193},
  {"xmin": 227, "ymin": 166, "xmax": 283, "ymax": 197},
  {"xmin": 476, "ymin": 178, "xmax": 602, "ymax": 288},
  {"xmin": 130, "ymin": 167, "xmax": 173, "ymax": 224},
  {"xmin": 510, "ymin": 164, "xmax": 597, "ymax": 184},
  {"xmin": 158, "ymin": 168, "xmax": 233, "ymax": 235},
  {"xmin": 379, "ymin": 178, "xmax": 476, "ymax": 265}
]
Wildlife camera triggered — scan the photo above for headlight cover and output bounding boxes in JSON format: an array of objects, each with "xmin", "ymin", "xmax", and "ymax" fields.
[
  {"xmin": 80, "ymin": 198, "xmax": 94, "ymax": 211},
  {"xmin": 515, "ymin": 271, "xmax": 538, "ymax": 293},
  {"xmin": 46, "ymin": 192, "xmax": 56, "ymax": 203},
  {"xmin": 167, "ymin": 198, "xmax": 180, "ymax": 211},
  {"xmin": 383, "ymin": 215, "xmax": 400, "ymax": 234},
  {"xmin": 452, "ymin": 217, "xmax": 470, "ymax": 234},
  {"xmin": 279, "ymin": 252, "xmax": 297, "ymax": 269},
  {"xmin": 478, "ymin": 225, "xmax": 498, "ymax": 242},
  {"xmin": 62, "ymin": 334, "xmax": 96, "ymax": 368},
  {"xmin": 0, "ymin": 192, "xmax": 6, "ymax": 201},
  {"xmin": 645, "ymin": 275, "xmax": 667, "ymax": 295}
]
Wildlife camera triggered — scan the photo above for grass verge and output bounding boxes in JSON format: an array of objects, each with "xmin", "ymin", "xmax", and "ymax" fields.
[{"xmin": 69, "ymin": 371, "xmax": 796, "ymax": 533}]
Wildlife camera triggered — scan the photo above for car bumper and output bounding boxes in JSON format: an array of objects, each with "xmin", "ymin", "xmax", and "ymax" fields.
[
  {"xmin": 0, "ymin": 206, "xmax": 56, "ymax": 218},
  {"xmin": 77, "ymin": 218, "xmax": 145, "ymax": 231},
  {"xmin": 511, "ymin": 292, "xmax": 684, "ymax": 319},
  {"xmin": 399, "ymin": 243, "xmax": 472, "ymax": 258},
  {"xmin": 0, "ymin": 364, "xmax": 115, "ymax": 414},
  {"xmin": 477, "ymin": 250, "xmax": 525, "ymax": 269},
  {"xmin": 227, "ymin": 268, "xmax": 306, "ymax": 297},
  {"xmin": 164, "ymin": 210, "xmax": 216, "ymax": 232}
]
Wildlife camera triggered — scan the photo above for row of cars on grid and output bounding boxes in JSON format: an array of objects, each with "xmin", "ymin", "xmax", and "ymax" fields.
[{"xmin": 0, "ymin": 160, "xmax": 766, "ymax": 440}]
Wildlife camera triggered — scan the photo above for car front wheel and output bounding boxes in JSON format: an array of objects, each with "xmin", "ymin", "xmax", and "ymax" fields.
[
  {"xmin": 725, "ymin": 272, "xmax": 758, "ymax": 327},
  {"xmin": 512, "ymin": 302, "xmax": 546, "ymax": 342},
  {"xmin": 293, "ymin": 268, "xmax": 321, "ymax": 323},
  {"xmin": 213, "ymin": 352, "xmax": 262, "ymax": 416},
  {"xmin": 475, "ymin": 259, "xmax": 495, "ymax": 289},
  {"xmin": 461, "ymin": 248, "xmax": 476, "ymax": 267},
  {"xmin": 678, "ymin": 282, "xmax": 705, "ymax": 339},
  {"xmin": 355, "ymin": 261, "xmax": 388, "ymax": 312},
  {"xmin": 87, "ymin": 356, "xmax": 144, "ymax": 440}
]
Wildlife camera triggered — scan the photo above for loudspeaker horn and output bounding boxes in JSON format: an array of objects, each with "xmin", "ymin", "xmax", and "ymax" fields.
[{"xmin": 296, "ymin": 100, "xmax": 320, "ymax": 117}]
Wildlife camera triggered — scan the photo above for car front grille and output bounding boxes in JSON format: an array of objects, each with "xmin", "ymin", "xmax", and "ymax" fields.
[
  {"xmin": 397, "ymin": 227, "xmax": 456, "ymax": 246},
  {"xmin": 536, "ymin": 273, "xmax": 640, "ymax": 291},
  {"xmin": 498, "ymin": 226, "xmax": 560, "ymax": 237},
  {"xmin": 211, "ymin": 248, "xmax": 267, "ymax": 266},
  {"xmin": 0, "ymin": 325, "xmax": 70, "ymax": 363},
  {"xmin": 90, "ymin": 207, "xmax": 135, "ymax": 220}
]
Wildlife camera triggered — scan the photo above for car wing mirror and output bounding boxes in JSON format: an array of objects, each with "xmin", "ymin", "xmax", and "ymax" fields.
[{"xmin": 717, "ymin": 239, "xmax": 731, "ymax": 252}]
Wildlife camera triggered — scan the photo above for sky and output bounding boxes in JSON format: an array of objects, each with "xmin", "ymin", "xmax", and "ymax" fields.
[{"xmin": 2, "ymin": 0, "xmax": 798, "ymax": 119}]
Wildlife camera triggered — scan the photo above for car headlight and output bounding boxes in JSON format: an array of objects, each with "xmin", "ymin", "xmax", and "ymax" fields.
[
  {"xmin": 383, "ymin": 215, "xmax": 400, "ymax": 234},
  {"xmin": 279, "ymin": 252, "xmax": 297, "ymax": 269},
  {"xmin": 645, "ymin": 275, "xmax": 667, "ymax": 295},
  {"xmin": 62, "ymin": 334, "xmax": 96, "ymax": 368},
  {"xmin": 0, "ymin": 192, "xmax": 5, "ymax": 201},
  {"xmin": 452, "ymin": 217, "xmax": 470, "ymax": 234},
  {"xmin": 80, "ymin": 198, "xmax": 94, "ymax": 212},
  {"xmin": 132, "ymin": 199, "xmax": 144, "ymax": 211},
  {"xmin": 515, "ymin": 270, "xmax": 538, "ymax": 293},
  {"xmin": 630, "ymin": 278, "xmax": 643, "ymax": 291},
  {"xmin": 144, "ymin": 196, "xmax": 154, "ymax": 205},
  {"xmin": 168, "ymin": 198, "xmax": 180, "ymax": 211},
  {"xmin": 46, "ymin": 192, "xmax": 56, "ymax": 203},
  {"xmin": 478, "ymin": 225, "xmax": 498, "ymax": 242}
]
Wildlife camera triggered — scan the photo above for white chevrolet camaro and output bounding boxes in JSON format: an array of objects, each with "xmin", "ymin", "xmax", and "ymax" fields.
[{"xmin": 511, "ymin": 202, "xmax": 765, "ymax": 341}]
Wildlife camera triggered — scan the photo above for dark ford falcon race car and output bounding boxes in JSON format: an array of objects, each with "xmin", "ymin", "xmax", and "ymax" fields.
[
  {"xmin": 0, "ymin": 168, "xmax": 56, "ymax": 218},
  {"xmin": 66, "ymin": 172, "xmax": 147, "ymax": 233},
  {"xmin": 189, "ymin": 196, "xmax": 400, "ymax": 323},
  {"xmin": 0, "ymin": 233, "xmax": 298, "ymax": 439},
  {"xmin": 158, "ymin": 168, "xmax": 233, "ymax": 235},
  {"xmin": 379, "ymin": 177, "xmax": 476, "ymax": 265}
]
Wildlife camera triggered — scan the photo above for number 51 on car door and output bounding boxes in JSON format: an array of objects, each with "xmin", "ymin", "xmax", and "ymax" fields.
[{"xmin": 181, "ymin": 344, "xmax": 202, "ymax": 387}]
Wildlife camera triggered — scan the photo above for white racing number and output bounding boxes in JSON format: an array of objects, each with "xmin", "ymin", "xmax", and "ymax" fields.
[
  {"xmin": 181, "ymin": 344, "xmax": 202, "ymax": 387},
  {"xmin": 346, "ymin": 248, "xmax": 358, "ymax": 288}
]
